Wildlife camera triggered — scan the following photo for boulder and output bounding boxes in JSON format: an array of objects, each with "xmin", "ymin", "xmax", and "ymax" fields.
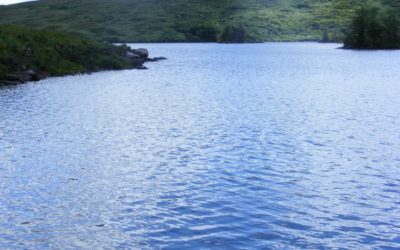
[
  {"xmin": 4, "ymin": 70, "xmax": 48, "ymax": 83},
  {"xmin": 6, "ymin": 72, "xmax": 33, "ymax": 82},
  {"xmin": 126, "ymin": 52, "xmax": 140, "ymax": 59},
  {"xmin": 132, "ymin": 48, "xmax": 149, "ymax": 59},
  {"xmin": 129, "ymin": 58, "xmax": 145, "ymax": 68},
  {"xmin": 0, "ymin": 80, "xmax": 19, "ymax": 86}
]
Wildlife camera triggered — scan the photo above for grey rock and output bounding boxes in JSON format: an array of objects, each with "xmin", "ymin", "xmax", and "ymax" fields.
[
  {"xmin": 6, "ymin": 72, "xmax": 32, "ymax": 82},
  {"xmin": 0, "ymin": 80, "xmax": 19, "ymax": 86},
  {"xmin": 3, "ymin": 70, "xmax": 49, "ymax": 83},
  {"xmin": 129, "ymin": 58, "xmax": 145, "ymax": 68},
  {"xmin": 132, "ymin": 48, "xmax": 149, "ymax": 59},
  {"xmin": 126, "ymin": 52, "xmax": 140, "ymax": 59},
  {"xmin": 146, "ymin": 57, "xmax": 167, "ymax": 62},
  {"xmin": 137, "ymin": 65, "xmax": 148, "ymax": 70}
]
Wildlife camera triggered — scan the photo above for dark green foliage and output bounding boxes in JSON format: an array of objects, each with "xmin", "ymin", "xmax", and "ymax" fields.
[
  {"xmin": 322, "ymin": 31, "xmax": 330, "ymax": 43},
  {"xmin": 0, "ymin": 65, "xmax": 6, "ymax": 79},
  {"xmin": 344, "ymin": 2, "xmax": 400, "ymax": 49},
  {"xmin": 219, "ymin": 25, "xmax": 246, "ymax": 43},
  {"xmin": 381, "ymin": 10, "xmax": 400, "ymax": 47},
  {"xmin": 185, "ymin": 24, "xmax": 219, "ymax": 42},
  {"xmin": 0, "ymin": 25, "xmax": 133, "ymax": 81}
]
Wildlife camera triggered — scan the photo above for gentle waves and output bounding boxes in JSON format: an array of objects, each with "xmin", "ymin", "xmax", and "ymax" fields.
[{"xmin": 0, "ymin": 43, "xmax": 400, "ymax": 249}]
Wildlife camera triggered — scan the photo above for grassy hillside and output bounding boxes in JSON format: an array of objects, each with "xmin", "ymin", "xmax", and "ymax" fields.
[
  {"xmin": 0, "ymin": 0, "xmax": 399, "ymax": 42},
  {"xmin": 0, "ymin": 25, "xmax": 146, "ymax": 83}
]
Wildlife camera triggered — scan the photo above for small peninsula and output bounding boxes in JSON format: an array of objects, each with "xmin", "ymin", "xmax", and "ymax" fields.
[{"xmin": 0, "ymin": 25, "xmax": 165, "ymax": 85}]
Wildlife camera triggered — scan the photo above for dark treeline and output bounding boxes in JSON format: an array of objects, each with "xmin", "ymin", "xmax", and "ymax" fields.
[
  {"xmin": 344, "ymin": 2, "xmax": 400, "ymax": 49},
  {"xmin": 179, "ymin": 24, "xmax": 247, "ymax": 43}
]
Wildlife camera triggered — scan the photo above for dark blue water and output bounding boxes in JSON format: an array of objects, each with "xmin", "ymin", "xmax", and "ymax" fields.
[{"xmin": 1, "ymin": 43, "xmax": 400, "ymax": 249}]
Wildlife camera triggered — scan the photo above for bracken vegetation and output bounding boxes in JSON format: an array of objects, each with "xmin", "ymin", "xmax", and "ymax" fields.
[
  {"xmin": 0, "ymin": 25, "xmax": 135, "ymax": 81},
  {"xmin": 0, "ymin": 0, "xmax": 398, "ymax": 43}
]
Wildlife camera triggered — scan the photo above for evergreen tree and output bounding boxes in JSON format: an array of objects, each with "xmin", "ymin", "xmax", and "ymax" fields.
[
  {"xmin": 344, "ymin": 2, "xmax": 400, "ymax": 49},
  {"xmin": 381, "ymin": 10, "xmax": 400, "ymax": 48}
]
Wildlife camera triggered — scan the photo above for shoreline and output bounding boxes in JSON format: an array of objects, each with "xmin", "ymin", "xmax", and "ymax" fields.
[
  {"xmin": 116, "ymin": 40, "xmax": 343, "ymax": 44},
  {"xmin": 0, "ymin": 26, "xmax": 168, "ymax": 87},
  {"xmin": 2, "ymin": 41, "xmax": 397, "ymax": 87},
  {"xmin": 0, "ymin": 47, "xmax": 166, "ymax": 86}
]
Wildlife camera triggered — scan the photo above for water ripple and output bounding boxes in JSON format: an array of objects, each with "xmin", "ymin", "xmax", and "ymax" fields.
[{"xmin": 1, "ymin": 43, "xmax": 400, "ymax": 249}]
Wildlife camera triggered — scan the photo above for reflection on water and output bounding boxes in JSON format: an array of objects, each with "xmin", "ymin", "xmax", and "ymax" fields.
[{"xmin": 0, "ymin": 43, "xmax": 400, "ymax": 249}]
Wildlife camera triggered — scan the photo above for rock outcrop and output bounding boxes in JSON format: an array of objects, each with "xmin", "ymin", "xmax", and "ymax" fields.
[
  {"xmin": 126, "ymin": 49, "xmax": 167, "ymax": 69},
  {"xmin": 3, "ymin": 70, "xmax": 49, "ymax": 84},
  {"xmin": 131, "ymin": 48, "xmax": 149, "ymax": 59}
]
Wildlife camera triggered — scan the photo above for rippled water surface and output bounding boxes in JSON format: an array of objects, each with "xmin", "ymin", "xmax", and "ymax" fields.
[{"xmin": 1, "ymin": 43, "xmax": 400, "ymax": 249}]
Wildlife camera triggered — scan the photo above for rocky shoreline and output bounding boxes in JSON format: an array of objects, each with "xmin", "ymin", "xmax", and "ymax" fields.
[{"xmin": 0, "ymin": 48, "xmax": 166, "ymax": 86}]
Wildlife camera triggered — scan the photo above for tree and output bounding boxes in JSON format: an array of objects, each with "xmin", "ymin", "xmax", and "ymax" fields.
[
  {"xmin": 343, "ymin": 2, "xmax": 400, "ymax": 49},
  {"xmin": 381, "ymin": 9, "xmax": 400, "ymax": 48}
]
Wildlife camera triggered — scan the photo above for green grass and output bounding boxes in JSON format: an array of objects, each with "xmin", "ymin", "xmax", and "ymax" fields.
[
  {"xmin": 0, "ymin": 0, "xmax": 399, "ymax": 42},
  {"xmin": 0, "ymin": 24, "xmax": 135, "ymax": 81}
]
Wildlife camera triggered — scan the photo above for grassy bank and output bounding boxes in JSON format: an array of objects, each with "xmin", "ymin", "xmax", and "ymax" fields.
[{"xmin": 0, "ymin": 25, "xmax": 149, "ymax": 84}]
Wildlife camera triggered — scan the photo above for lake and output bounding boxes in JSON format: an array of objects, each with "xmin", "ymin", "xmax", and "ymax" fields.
[{"xmin": 1, "ymin": 43, "xmax": 400, "ymax": 249}]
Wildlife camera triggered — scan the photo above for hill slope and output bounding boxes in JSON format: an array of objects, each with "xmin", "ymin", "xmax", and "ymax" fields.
[{"xmin": 0, "ymin": 0, "xmax": 398, "ymax": 42}]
